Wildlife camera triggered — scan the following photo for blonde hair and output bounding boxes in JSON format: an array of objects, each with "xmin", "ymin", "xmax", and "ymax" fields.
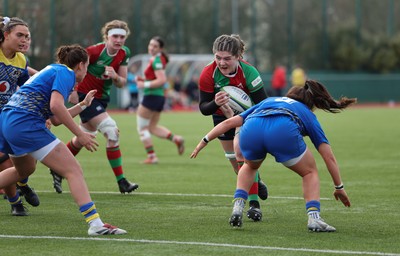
[{"xmin": 101, "ymin": 20, "xmax": 130, "ymax": 41}]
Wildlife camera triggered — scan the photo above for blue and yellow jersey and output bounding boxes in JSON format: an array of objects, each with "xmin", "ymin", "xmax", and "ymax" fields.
[
  {"xmin": 0, "ymin": 48, "xmax": 29, "ymax": 109},
  {"xmin": 4, "ymin": 64, "xmax": 76, "ymax": 121}
]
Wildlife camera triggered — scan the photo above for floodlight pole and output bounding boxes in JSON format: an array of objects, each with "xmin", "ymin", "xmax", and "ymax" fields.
[
  {"xmin": 232, "ymin": 0, "xmax": 239, "ymax": 34},
  {"xmin": 3, "ymin": 0, "xmax": 8, "ymax": 15}
]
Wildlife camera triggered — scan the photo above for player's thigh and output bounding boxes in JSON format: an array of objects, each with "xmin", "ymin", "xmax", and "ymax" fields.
[
  {"xmin": 149, "ymin": 112, "xmax": 161, "ymax": 128},
  {"xmin": 11, "ymin": 155, "xmax": 37, "ymax": 177},
  {"xmin": 41, "ymin": 142, "xmax": 82, "ymax": 176},
  {"xmin": 83, "ymin": 112, "xmax": 109, "ymax": 131},
  {"xmin": 233, "ymin": 135, "xmax": 243, "ymax": 160},
  {"xmin": 286, "ymin": 148, "xmax": 317, "ymax": 177},
  {"xmin": 219, "ymin": 140, "xmax": 234, "ymax": 153}
]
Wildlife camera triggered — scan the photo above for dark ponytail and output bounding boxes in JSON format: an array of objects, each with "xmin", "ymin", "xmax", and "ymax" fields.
[
  {"xmin": 286, "ymin": 80, "xmax": 357, "ymax": 113},
  {"xmin": 55, "ymin": 44, "xmax": 88, "ymax": 69},
  {"xmin": 152, "ymin": 36, "xmax": 169, "ymax": 63}
]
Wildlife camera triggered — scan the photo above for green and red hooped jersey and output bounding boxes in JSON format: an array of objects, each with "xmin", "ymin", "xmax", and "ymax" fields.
[
  {"xmin": 143, "ymin": 53, "xmax": 167, "ymax": 97},
  {"xmin": 199, "ymin": 59, "xmax": 264, "ymax": 115},
  {"xmin": 76, "ymin": 42, "xmax": 131, "ymax": 101}
]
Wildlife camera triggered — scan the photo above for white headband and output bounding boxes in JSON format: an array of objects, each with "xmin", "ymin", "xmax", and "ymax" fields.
[
  {"xmin": 2, "ymin": 17, "xmax": 10, "ymax": 26},
  {"xmin": 108, "ymin": 28, "xmax": 127, "ymax": 37}
]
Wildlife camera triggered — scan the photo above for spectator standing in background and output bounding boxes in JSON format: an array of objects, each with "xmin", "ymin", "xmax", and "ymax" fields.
[
  {"xmin": 291, "ymin": 66, "xmax": 307, "ymax": 87},
  {"xmin": 126, "ymin": 64, "xmax": 139, "ymax": 112},
  {"xmin": 185, "ymin": 76, "xmax": 199, "ymax": 109},
  {"xmin": 271, "ymin": 65, "xmax": 286, "ymax": 96}
]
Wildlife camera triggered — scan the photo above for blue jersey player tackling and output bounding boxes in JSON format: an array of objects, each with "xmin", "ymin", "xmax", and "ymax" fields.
[{"xmin": 191, "ymin": 80, "xmax": 355, "ymax": 232}]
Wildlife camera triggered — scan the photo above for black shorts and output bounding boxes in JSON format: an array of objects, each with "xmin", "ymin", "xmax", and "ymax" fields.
[
  {"xmin": 141, "ymin": 95, "xmax": 165, "ymax": 112},
  {"xmin": 212, "ymin": 114, "xmax": 235, "ymax": 141},
  {"xmin": 78, "ymin": 92, "xmax": 108, "ymax": 123}
]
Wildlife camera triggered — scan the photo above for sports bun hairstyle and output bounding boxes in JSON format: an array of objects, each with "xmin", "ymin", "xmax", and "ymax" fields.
[
  {"xmin": 55, "ymin": 44, "xmax": 88, "ymax": 69},
  {"xmin": 286, "ymin": 80, "xmax": 357, "ymax": 113}
]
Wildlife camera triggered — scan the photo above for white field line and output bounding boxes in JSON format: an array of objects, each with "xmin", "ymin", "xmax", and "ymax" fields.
[
  {"xmin": 0, "ymin": 235, "xmax": 398, "ymax": 256},
  {"xmin": 35, "ymin": 190, "xmax": 332, "ymax": 201}
]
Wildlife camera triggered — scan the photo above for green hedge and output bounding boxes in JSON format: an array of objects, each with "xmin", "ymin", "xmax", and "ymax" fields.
[{"xmin": 262, "ymin": 72, "xmax": 400, "ymax": 103}]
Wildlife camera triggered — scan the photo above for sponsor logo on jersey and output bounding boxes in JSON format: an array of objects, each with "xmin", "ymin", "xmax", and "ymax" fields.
[
  {"xmin": 0, "ymin": 81, "xmax": 10, "ymax": 93},
  {"xmin": 155, "ymin": 63, "xmax": 163, "ymax": 69},
  {"xmin": 251, "ymin": 76, "xmax": 262, "ymax": 88}
]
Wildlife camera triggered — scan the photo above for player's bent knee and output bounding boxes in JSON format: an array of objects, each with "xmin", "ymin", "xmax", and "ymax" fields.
[
  {"xmin": 139, "ymin": 129, "xmax": 151, "ymax": 142},
  {"xmin": 98, "ymin": 117, "xmax": 119, "ymax": 142},
  {"xmin": 136, "ymin": 115, "xmax": 150, "ymax": 132}
]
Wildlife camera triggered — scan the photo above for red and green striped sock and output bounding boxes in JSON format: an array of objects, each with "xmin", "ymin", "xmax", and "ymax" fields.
[
  {"xmin": 106, "ymin": 146, "xmax": 124, "ymax": 181},
  {"xmin": 67, "ymin": 140, "xmax": 81, "ymax": 156}
]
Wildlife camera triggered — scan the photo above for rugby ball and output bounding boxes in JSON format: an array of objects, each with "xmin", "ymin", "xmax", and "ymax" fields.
[{"xmin": 221, "ymin": 86, "xmax": 253, "ymax": 114}]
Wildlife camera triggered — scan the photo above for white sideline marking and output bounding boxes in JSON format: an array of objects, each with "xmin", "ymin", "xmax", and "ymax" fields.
[
  {"xmin": 0, "ymin": 235, "xmax": 398, "ymax": 255},
  {"xmin": 35, "ymin": 190, "xmax": 332, "ymax": 201}
]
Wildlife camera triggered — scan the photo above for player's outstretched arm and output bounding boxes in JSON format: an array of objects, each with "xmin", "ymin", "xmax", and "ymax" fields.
[
  {"xmin": 190, "ymin": 115, "xmax": 243, "ymax": 158},
  {"xmin": 318, "ymin": 143, "xmax": 351, "ymax": 207}
]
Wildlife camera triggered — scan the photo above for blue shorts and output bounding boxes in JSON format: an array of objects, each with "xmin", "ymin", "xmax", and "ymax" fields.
[
  {"xmin": 0, "ymin": 109, "xmax": 57, "ymax": 156},
  {"xmin": 141, "ymin": 95, "xmax": 165, "ymax": 112},
  {"xmin": 78, "ymin": 92, "xmax": 108, "ymax": 123},
  {"xmin": 239, "ymin": 115, "xmax": 306, "ymax": 163}
]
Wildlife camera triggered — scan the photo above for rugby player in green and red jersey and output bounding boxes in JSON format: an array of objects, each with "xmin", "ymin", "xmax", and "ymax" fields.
[
  {"xmin": 49, "ymin": 20, "xmax": 139, "ymax": 194},
  {"xmin": 198, "ymin": 34, "xmax": 269, "ymax": 222},
  {"xmin": 135, "ymin": 36, "xmax": 184, "ymax": 164}
]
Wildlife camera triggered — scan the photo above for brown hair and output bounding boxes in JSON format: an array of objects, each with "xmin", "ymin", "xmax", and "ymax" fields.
[
  {"xmin": 286, "ymin": 80, "xmax": 357, "ymax": 113},
  {"xmin": 151, "ymin": 36, "xmax": 169, "ymax": 63},
  {"xmin": 212, "ymin": 34, "xmax": 246, "ymax": 59},
  {"xmin": 55, "ymin": 44, "xmax": 88, "ymax": 69},
  {"xmin": 101, "ymin": 20, "xmax": 130, "ymax": 41},
  {"xmin": 0, "ymin": 16, "xmax": 28, "ymax": 43}
]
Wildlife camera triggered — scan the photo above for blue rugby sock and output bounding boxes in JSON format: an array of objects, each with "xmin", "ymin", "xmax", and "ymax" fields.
[{"xmin": 233, "ymin": 189, "xmax": 248, "ymax": 201}]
